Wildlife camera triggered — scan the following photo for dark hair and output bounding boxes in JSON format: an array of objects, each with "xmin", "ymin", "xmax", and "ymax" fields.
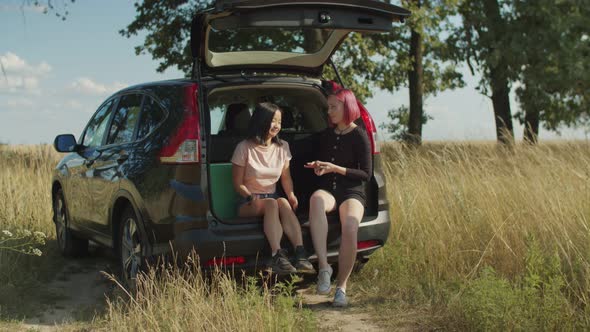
[{"xmin": 247, "ymin": 102, "xmax": 283, "ymax": 146}]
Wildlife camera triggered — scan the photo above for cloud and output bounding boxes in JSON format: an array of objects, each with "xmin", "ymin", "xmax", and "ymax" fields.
[
  {"xmin": 0, "ymin": 52, "xmax": 51, "ymax": 93},
  {"xmin": 69, "ymin": 77, "xmax": 127, "ymax": 96}
]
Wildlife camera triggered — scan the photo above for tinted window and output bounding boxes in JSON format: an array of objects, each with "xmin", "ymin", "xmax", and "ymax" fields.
[
  {"xmin": 137, "ymin": 97, "xmax": 165, "ymax": 140},
  {"xmin": 209, "ymin": 28, "xmax": 334, "ymax": 54},
  {"xmin": 107, "ymin": 94, "xmax": 143, "ymax": 145},
  {"xmin": 83, "ymin": 100, "xmax": 115, "ymax": 147}
]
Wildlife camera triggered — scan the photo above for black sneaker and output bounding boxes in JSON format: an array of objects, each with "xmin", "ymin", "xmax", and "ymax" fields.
[
  {"xmin": 269, "ymin": 249, "xmax": 297, "ymax": 275},
  {"xmin": 294, "ymin": 246, "xmax": 315, "ymax": 274}
]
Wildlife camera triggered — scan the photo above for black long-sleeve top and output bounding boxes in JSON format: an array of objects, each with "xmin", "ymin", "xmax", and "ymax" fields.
[{"xmin": 315, "ymin": 126, "xmax": 373, "ymax": 193}]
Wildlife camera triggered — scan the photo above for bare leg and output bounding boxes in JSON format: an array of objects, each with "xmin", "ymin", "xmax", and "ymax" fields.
[
  {"xmin": 277, "ymin": 198, "xmax": 303, "ymax": 247},
  {"xmin": 308, "ymin": 190, "xmax": 336, "ymax": 270},
  {"xmin": 239, "ymin": 198, "xmax": 283, "ymax": 254},
  {"xmin": 336, "ymin": 198, "xmax": 364, "ymax": 291}
]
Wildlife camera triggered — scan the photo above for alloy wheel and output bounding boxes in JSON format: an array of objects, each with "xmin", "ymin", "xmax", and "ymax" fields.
[
  {"xmin": 55, "ymin": 197, "xmax": 67, "ymax": 252},
  {"xmin": 121, "ymin": 217, "xmax": 142, "ymax": 284}
]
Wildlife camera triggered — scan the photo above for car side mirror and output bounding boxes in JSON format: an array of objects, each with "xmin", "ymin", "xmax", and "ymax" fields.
[{"xmin": 54, "ymin": 134, "xmax": 78, "ymax": 153}]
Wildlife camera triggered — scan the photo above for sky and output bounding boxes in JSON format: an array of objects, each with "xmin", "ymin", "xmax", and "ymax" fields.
[{"xmin": 0, "ymin": 0, "xmax": 587, "ymax": 145}]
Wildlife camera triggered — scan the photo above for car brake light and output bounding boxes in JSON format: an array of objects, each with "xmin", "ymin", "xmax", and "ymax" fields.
[
  {"xmin": 357, "ymin": 240, "xmax": 380, "ymax": 250},
  {"xmin": 205, "ymin": 256, "xmax": 246, "ymax": 267},
  {"xmin": 159, "ymin": 84, "xmax": 200, "ymax": 164},
  {"xmin": 359, "ymin": 103, "xmax": 380, "ymax": 155}
]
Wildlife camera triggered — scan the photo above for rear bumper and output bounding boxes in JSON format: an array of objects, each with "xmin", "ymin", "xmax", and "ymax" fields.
[{"xmin": 150, "ymin": 208, "xmax": 390, "ymax": 269}]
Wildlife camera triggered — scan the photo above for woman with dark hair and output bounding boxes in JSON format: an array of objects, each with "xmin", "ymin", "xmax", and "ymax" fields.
[
  {"xmin": 305, "ymin": 89, "xmax": 372, "ymax": 307},
  {"xmin": 231, "ymin": 102, "xmax": 314, "ymax": 275}
]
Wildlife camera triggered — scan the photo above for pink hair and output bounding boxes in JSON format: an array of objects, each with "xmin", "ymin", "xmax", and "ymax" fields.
[{"xmin": 329, "ymin": 89, "xmax": 360, "ymax": 126}]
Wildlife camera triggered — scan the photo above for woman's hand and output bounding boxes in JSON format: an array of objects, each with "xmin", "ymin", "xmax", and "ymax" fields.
[
  {"xmin": 305, "ymin": 160, "xmax": 338, "ymax": 176},
  {"xmin": 287, "ymin": 192, "xmax": 298, "ymax": 211}
]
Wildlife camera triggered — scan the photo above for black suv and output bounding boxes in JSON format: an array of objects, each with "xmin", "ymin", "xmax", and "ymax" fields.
[{"xmin": 52, "ymin": 0, "xmax": 410, "ymax": 283}]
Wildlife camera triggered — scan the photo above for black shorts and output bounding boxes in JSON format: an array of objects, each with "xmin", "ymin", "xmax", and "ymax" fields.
[{"xmin": 320, "ymin": 187, "xmax": 366, "ymax": 208}]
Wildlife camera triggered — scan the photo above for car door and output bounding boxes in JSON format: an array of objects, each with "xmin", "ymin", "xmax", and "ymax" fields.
[
  {"xmin": 85, "ymin": 93, "xmax": 144, "ymax": 239},
  {"xmin": 191, "ymin": 0, "xmax": 411, "ymax": 77},
  {"xmin": 65, "ymin": 99, "xmax": 116, "ymax": 231}
]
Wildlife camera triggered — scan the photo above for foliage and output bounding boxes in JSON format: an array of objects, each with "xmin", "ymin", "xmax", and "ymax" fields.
[
  {"xmin": 379, "ymin": 105, "xmax": 432, "ymax": 141},
  {"xmin": 23, "ymin": 0, "xmax": 76, "ymax": 20},
  {"xmin": 370, "ymin": 0, "xmax": 465, "ymax": 96},
  {"xmin": 455, "ymin": 237, "xmax": 576, "ymax": 331},
  {"xmin": 512, "ymin": 0, "xmax": 590, "ymax": 132}
]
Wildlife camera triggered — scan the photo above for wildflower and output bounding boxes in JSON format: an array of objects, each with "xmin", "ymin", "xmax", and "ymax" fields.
[
  {"xmin": 32, "ymin": 248, "xmax": 43, "ymax": 256},
  {"xmin": 22, "ymin": 229, "xmax": 32, "ymax": 237},
  {"xmin": 2, "ymin": 230, "xmax": 13, "ymax": 237},
  {"xmin": 33, "ymin": 231, "xmax": 47, "ymax": 239}
]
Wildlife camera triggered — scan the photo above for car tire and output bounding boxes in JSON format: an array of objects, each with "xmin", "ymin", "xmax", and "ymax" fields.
[
  {"xmin": 53, "ymin": 189, "xmax": 89, "ymax": 257},
  {"xmin": 118, "ymin": 206, "xmax": 146, "ymax": 290}
]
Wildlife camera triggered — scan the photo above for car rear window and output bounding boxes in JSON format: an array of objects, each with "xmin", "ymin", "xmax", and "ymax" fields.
[{"xmin": 208, "ymin": 28, "xmax": 334, "ymax": 54}]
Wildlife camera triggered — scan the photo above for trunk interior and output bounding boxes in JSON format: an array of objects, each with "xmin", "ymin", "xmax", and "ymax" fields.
[{"xmin": 205, "ymin": 82, "xmax": 379, "ymax": 224}]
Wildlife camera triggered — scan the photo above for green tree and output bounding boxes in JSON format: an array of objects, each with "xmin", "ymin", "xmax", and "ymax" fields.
[
  {"xmin": 453, "ymin": 0, "xmax": 588, "ymax": 144},
  {"xmin": 368, "ymin": 0, "xmax": 464, "ymax": 144},
  {"xmin": 379, "ymin": 105, "xmax": 432, "ymax": 140},
  {"xmin": 512, "ymin": 0, "xmax": 589, "ymax": 143},
  {"xmin": 453, "ymin": 0, "xmax": 518, "ymax": 145}
]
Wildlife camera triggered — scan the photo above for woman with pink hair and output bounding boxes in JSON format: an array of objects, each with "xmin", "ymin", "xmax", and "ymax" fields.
[{"xmin": 305, "ymin": 89, "xmax": 372, "ymax": 307}]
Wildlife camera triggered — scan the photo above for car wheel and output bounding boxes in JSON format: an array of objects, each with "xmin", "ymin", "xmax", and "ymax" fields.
[
  {"xmin": 119, "ymin": 207, "xmax": 146, "ymax": 290},
  {"xmin": 53, "ymin": 189, "xmax": 89, "ymax": 257}
]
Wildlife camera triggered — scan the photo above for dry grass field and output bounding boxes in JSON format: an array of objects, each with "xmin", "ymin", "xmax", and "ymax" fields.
[{"xmin": 0, "ymin": 141, "xmax": 588, "ymax": 331}]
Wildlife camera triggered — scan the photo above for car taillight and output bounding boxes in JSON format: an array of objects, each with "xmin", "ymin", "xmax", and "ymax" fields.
[
  {"xmin": 359, "ymin": 103, "xmax": 380, "ymax": 155},
  {"xmin": 357, "ymin": 240, "xmax": 380, "ymax": 250},
  {"xmin": 205, "ymin": 256, "xmax": 246, "ymax": 267},
  {"xmin": 159, "ymin": 84, "xmax": 200, "ymax": 164}
]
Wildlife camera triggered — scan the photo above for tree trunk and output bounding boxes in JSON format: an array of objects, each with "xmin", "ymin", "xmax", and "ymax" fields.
[
  {"xmin": 489, "ymin": 67, "xmax": 514, "ymax": 145},
  {"xmin": 407, "ymin": 1, "xmax": 424, "ymax": 146},
  {"xmin": 523, "ymin": 108, "xmax": 540, "ymax": 144},
  {"xmin": 483, "ymin": 0, "xmax": 514, "ymax": 145}
]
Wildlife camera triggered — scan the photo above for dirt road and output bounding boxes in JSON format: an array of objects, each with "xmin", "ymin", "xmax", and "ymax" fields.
[{"xmin": 19, "ymin": 255, "xmax": 384, "ymax": 332}]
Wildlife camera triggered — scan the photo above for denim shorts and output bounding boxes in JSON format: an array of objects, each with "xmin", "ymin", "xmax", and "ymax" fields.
[{"xmin": 236, "ymin": 192, "xmax": 280, "ymax": 209}]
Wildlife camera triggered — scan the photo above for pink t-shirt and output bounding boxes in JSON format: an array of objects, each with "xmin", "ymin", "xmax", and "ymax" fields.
[{"xmin": 231, "ymin": 139, "xmax": 292, "ymax": 194}]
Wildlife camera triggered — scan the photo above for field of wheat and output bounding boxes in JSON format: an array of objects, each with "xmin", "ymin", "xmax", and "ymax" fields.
[{"xmin": 0, "ymin": 141, "xmax": 589, "ymax": 330}]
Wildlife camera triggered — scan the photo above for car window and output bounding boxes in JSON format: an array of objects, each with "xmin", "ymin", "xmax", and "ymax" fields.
[
  {"xmin": 106, "ymin": 94, "xmax": 143, "ymax": 145},
  {"xmin": 209, "ymin": 28, "xmax": 334, "ymax": 54},
  {"xmin": 82, "ymin": 99, "xmax": 115, "ymax": 148},
  {"xmin": 137, "ymin": 96, "xmax": 165, "ymax": 140}
]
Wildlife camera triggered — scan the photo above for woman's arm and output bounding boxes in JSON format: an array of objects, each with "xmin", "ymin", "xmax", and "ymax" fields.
[
  {"xmin": 344, "ymin": 129, "xmax": 372, "ymax": 181},
  {"xmin": 280, "ymin": 161, "xmax": 298, "ymax": 210},
  {"xmin": 232, "ymin": 164, "xmax": 252, "ymax": 198}
]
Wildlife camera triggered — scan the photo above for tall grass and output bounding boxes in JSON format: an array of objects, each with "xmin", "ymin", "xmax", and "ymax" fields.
[
  {"xmin": 355, "ymin": 142, "xmax": 590, "ymax": 330},
  {"xmin": 1, "ymin": 142, "xmax": 589, "ymax": 330},
  {"xmin": 0, "ymin": 144, "xmax": 58, "ymax": 235},
  {"xmin": 0, "ymin": 145, "xmax": 63, "ymax": 318},
  {"xmin": 102, "ymin": 258, "xmax": 315, "ymax": 331}
]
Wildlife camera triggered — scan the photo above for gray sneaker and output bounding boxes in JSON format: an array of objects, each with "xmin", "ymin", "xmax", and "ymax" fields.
[
  {"xmin": 316, "ymin": 266, "xmax": 333, "ymax": 295},
  {"xmin": 332, "ymin": 287, "xmax": 348, "ymax": 307}
]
